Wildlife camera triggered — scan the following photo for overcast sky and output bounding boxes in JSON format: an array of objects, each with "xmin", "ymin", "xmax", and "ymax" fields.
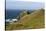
[{"xmin": 6, "ymin": 0, "xmax": 44, "ymax": 10}]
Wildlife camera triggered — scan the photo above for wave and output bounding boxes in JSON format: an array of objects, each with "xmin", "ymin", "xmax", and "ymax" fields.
[{"xmin": 6, "ymin": 19, "xmax": 18, "ymax": 22}]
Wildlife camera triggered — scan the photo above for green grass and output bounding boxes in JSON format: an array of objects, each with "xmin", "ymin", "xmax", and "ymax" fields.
[{"xmin": 6, "ymin": 10, "xmax": 45, "ymax": 30}]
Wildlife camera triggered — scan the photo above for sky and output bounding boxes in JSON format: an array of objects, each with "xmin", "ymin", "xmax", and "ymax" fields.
[{"xmin": 6, "ymin": 0, "xmax": 44, "ymax": 10}]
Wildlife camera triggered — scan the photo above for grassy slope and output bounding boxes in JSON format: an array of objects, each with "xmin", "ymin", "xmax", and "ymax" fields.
[
  {"xmin": 6, "ymin": 10, "xmax": 45, "ymax": 30},
  {"xmin": 18, "ymin": 10, "xmax": 45, "ymax": 29}
]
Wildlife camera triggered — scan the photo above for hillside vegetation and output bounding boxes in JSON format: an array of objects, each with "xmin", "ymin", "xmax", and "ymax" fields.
[{"xmin": 6, "ymin": 9, "xmax": 45, "ymax": 30}]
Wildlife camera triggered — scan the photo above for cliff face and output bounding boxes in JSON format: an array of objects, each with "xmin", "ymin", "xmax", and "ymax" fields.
[
  {"xmin": 6, "ymin": 9, "xmax": 45, "ymax": 30},
  {"xmin": 18, "ymin": 9, "xmax": 44, "ymax": 28},
  {"xmin": 16, "ymin": 10, "xmax": 34, "ymax": 20}
]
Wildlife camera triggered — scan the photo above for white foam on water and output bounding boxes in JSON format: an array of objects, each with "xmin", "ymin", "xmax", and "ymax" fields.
[{"xmin": 6, "ymin": 19, "xmax": 18, "ymax": 22}]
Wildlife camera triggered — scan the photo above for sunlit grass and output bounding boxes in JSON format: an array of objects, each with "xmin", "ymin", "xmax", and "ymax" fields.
[{"xmin": 6, "ymin": 9, "xmax": 45, "ymax": 30}]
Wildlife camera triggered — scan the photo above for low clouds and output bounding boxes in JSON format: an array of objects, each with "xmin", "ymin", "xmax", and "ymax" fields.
[{"xmin": 6, "ymin": 0, "xmax": 44, "ymax": 10}]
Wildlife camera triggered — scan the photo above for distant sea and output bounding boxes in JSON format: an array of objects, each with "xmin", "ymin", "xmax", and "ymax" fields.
[
  {"xmin": 5, "ymin": 10, "xmax": 22, "ymax": 19},
  {"xmin": 5, "ymin": 9, "xmax": 33, "ymax": 22}
]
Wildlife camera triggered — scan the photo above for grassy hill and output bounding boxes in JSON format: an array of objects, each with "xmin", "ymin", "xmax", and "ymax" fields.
[{"xmin": 6, "ymin": 9, "xmax": 45, "ymax": 30}]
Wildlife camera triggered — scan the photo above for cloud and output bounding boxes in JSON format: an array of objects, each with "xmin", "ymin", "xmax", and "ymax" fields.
[
  {"xmin": 6, "ymin": 0, "xmax": 44, "ymax": 2},
  {"xmin": 6, "ymin": 0, "xmax": 44, "ymax": 9}
]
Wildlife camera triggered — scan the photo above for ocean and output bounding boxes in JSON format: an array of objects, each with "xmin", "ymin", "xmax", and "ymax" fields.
[
  {"xmin": 5, "ymin": 9, "xmax": 33, "ymax": 22},
  {"xmin": 5, "ymin": 10, "xmax": 22, "ymax": 19}
]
